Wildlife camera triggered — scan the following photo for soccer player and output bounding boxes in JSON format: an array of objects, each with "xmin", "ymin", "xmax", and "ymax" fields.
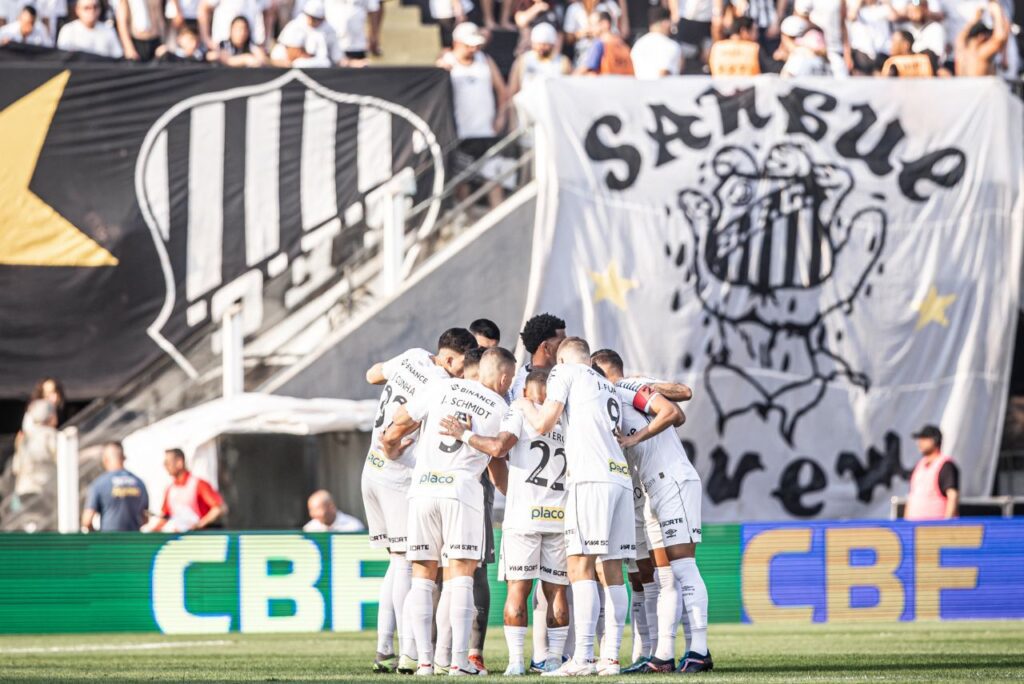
[
  {"xmin": 514, "ymin": 337, "xmax": 633, "ymax": 676},
  {"xmin": 361, "ymin": 327, "xmax": 478, "ymax": 673},
  {"xmin": 470, "ymin": 318, "xmax": 501, "ymax": 348},
  {"xmin": 440, "ymin": 368, "xmax": 571, "ymax": 675},
  {"xmin": 380, "ymin": 347, "xmax": 516, "ymax": 676},
  {"xmin": 591, "ymin": 349, "xmax": 713, "ymax": 674},
  {"xmin": 509, "ymin": 313, "xmax": 567, "ymax": 401}
]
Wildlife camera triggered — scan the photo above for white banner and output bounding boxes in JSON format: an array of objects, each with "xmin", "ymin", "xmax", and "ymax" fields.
[{"xmin": 519, "ymin": 77, "xmax": 1024, "ymax": 521}]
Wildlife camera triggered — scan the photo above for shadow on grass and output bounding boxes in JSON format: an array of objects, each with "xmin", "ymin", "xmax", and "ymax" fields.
[{"xmin": 724, "ymin": 654, "xmax": 1024, "ymax": 675}]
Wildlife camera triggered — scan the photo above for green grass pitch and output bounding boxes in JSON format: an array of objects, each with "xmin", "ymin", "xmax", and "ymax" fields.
[{"xmin": 1, "ymin": 622, "xmax": 1022, "ymax": 682}]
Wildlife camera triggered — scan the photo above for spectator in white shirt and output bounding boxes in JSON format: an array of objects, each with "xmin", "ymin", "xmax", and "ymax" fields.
[
  {"xmin": 270, "ymin": 15, "xmax": 332, "ymax": 65},
  {"xmin": 57, "ymin": 0, "xmax": 124, "ymax": 57},
  {"xmin": 165, "ymin": 0, "xmax": 200, "ymax": 31},
  {"xmin": 303, "ymin": 490, "xmax": 366, "ymax": 532},
  {"xmin": 115, "ymin": 0, "xmax": 165, "ymax": 60},
  {"xmin": 274, "ymin": 0, "xmax": 342, "ymax": 64},
  {"xmin": 0, "ymin": 5, "xmax": 53, "ymax": 45},
  {"xmin": 205, "ymin": 13, "xmax": 267, "ymax": 63},
  {"xmin": 847, "ymin": 0, "xmax": 892, "ymax": 73},
  {"xmin": 631, "ymin": 5, "xmax": 683, "ymax": 77},
  {"xmin": 905, "ymin": 0, "xmax": 945, "ymax": 61},
  {"xmin": 508, "ymin": 22, "xmax": 570, "ymax": 97},
  {"xmin": 296, "ymin": 0, "xmax": 380, "ymax": 59},
  {"xmin": 198, "ymin": 0, "xmax": 269, "ymax": 50}
]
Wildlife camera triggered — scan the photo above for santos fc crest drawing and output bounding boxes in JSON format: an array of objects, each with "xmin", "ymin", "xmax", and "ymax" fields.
[{"xmin": 674, "ymin": 143, "xmax": 886, "ymax": 444}]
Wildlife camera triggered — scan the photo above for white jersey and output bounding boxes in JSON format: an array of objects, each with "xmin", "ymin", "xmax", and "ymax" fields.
[
  {"xmin": 506, "ymin": 363, "xmax": 532, "ymax": 403},
  {"xmin": 406, "ymin": 378, "xmax": 507, "ymax": 512},
  {"xmin": 363, "ymin": 348, "xmax": 449, "ymax": 487},
  {"xmin": 617, "ymin": 376, "xmax": 700, "ymax": 492},
  {"xmin": 545, "ymin": 363, "xmax": 629, "ymax": 489},
  {"xmin": 500, "ymin": 405, "xmax": 567, "ymax": 533}
]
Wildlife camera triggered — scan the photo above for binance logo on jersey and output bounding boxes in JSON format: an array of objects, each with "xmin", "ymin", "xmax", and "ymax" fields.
[
  {"xmin": 366, "ymin": 451, "xmax": 386, "ymax": 469},
  {"xmin": 530, "ymin": 506, "xmax": 565, "ymax": 521},
  {"xmin": 608, "ymin": 460, "xmax": 630, "ymax": 477},
  {"xmin": 420, "ymin": 471, "xmax": 455, "ymax": 485}
]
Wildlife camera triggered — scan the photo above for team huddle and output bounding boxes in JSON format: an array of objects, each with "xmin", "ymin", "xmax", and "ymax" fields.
[{"xmin": 359, "ymin": 314, "xmax": 711, "ymax": 677}]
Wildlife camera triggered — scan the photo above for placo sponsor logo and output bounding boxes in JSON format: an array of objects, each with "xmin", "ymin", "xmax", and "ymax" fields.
[
  {"xmin": 366, "ymin": 451, "xmax": 386, "ymax": 469},
  {"xmin": 530, "ymin": 506, "xmax": 565, "ymax": 521},
  {"xmin": 419, "ymin": 471, "xmax": 455, "ymax": 485},
  {"xmin": 608, "ymin": 460, "xmax": 629, "ymax": 477}
]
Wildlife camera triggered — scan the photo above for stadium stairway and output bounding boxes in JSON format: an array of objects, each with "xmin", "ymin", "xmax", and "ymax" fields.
[{"xmin": 64, "ymin": 133, "xmax": 537, "ymax": 449}]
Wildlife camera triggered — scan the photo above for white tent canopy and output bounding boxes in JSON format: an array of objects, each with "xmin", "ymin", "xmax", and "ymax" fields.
[{"xmin": 122, "ymin": 393, "xmax": 377, "ymax": 515}]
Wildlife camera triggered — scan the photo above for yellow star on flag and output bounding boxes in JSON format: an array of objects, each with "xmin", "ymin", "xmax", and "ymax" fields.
[
  {"xmin": 590, "ymin": 260, "xmax": 638, "ymax": 311},
  {"xmin": 914, "ymin": 285, "xmax": 956, "ymax": 331},
  {"xmin": 0, "ymin": 71, "xmax": 118, "ymax": 267}
]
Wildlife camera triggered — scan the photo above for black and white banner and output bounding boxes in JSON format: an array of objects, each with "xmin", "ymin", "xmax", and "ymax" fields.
[
  {"xmin": 519, "ymin": 78, "xmax": 1024, "ymax": 521},
  {"xmin": 0, "ymin": 65, "xmax": 455, "ymax": 398}
]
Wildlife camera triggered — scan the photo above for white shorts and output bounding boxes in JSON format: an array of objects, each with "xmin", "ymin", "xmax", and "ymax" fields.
[
  {"xmin": 361, "ymin": 474, "xmax": 409, "ymax": 552},
  {"xmin": 564, "ymin": 482, "xmax": 635, "ymax": 561},
  {"xmin": 498, "ymin": 530, "xmax": 568, "ymax": 585},
  {"xmin": 406, "ymin": 496, "xmax": 485, "ymax": 563},
  {"xmin": 644, "ymin": 479, "xmax": 703, "ymax": 547}
]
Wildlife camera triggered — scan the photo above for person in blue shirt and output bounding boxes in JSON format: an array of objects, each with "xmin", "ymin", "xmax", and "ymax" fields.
[{"xmin": 82, "ymin": 442, "xmax": 149, "ymax": 532}]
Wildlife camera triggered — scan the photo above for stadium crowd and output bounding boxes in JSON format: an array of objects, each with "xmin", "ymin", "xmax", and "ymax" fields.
[{"xmin": 0, "ymin": 0, "xmax": 1019, "ymax": 76}]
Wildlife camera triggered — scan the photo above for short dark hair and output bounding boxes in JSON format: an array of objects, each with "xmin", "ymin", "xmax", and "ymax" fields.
[
  {"xmin": 21, "ymin": 4, "xmax": 37, "ymax": 17},
  {"xmin": 463, "ymin": 346, "xmax": 486, "ymax": 370},
  {"xmin": 728, "ymin": 15, "xmax": 755, "ymax": 37},
  {"xmin": 590, "ymin": 348, "xmax": 624, "ymax": 374},
  {"xmin": 647, "ymin": 5, "xmax": 671, "ymax": 25},
  {"xmin": 438, "ymin": 327, "xmax": 478, "ymax": 355},
  {"xmin": 894, "ymin": 29, "xmax": 914, "ymax": 45},
  {"xmin": 596, "ymin": 10, "xmax": 613, "ymax": 25},
  {"xmin": 967, "ymin": 21, "xmax": 992, "ymax": 41},
  {"xmin": 469, "ymin": 318, "xmax": 501, "ymax": 343},
  {"xmin": 525, "ymin": 367, "xmax": 550, "ymax": 387},
  {"xmin": 520, "ymin": 313, "xmax": 566, "ymax": 354},
  {"xmin": 165, "ymin": 448, "xmax": 185, "ymax": 461},
  {"xmin": 103, "ymin": 441, "xmax": 124, "ymax": 456}
]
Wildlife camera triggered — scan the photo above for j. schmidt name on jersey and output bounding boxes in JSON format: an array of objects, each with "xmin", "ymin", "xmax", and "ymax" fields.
[
  {"xmin": 446, "ymin": 395, "xmax": 494, "ymax": 419},
  {"xmin": 530, "ymin": 506, "xmax": 565, "ymax": 521},
  {"xmin": 419, "ymin": 471, "xmax": 455, "ymax": 484}
]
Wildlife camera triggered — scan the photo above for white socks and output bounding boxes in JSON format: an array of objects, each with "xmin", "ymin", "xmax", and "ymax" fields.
[
  {"xmin": 671, "ymin": 558, "xmax": 709, "ymax": 656},
  {"xmin": 532, "ymin": 589, "xmax": 548, "ymax": 662},
  {"xmin": 600, "ymin": 584, "xmax": 627, "ymax": 664},
  {"xmin": 570, "ymin": 579, "xmax": 600, "ymax": 664},
  {"xmin": 435, "ymin": 581, "xmax": 452, "ymax": 666},
  {"xmin": 407, "ymin": 577, "xmax": 435, "ymax": 666},
  {"xmin": 630, "ymin": 588, "xmax": 648, "ymax": 662},
  {"xmin": 641, "ymin": 581, "xmax": 659, "ymax": 659},
  {"xmin": 390, "ymin": 554, "xmax": 412, "ymax": 658},
  {"xmin": 504, "ymin": 625, "xmax": 527, "ymax": 668},
  {"xmin": 548, "ymin": 626, "xmax": 569, "ymax": 662},
  {"xmin": 447, "ymin": 576, "xmax": 476, "ymax": 672},
  {"xmin": 655, "ymin": 566, "xmax": 681, "ymax": 661},
  {"xmin": 377, "ymin": 560, "xmax": 396, "ymax": 656}
]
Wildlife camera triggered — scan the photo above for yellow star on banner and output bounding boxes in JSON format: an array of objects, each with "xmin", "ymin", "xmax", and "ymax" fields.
[
  {"xmin": 0, "ymin": 71, "xmax": 117, "ymax": 267},
  {"xmin": 914, "ymin": 285, "xmax": 956, "ymax": 331},
  {"xmin": 590, "ymin": 261, "xmax": 638, "ymax": 311}
]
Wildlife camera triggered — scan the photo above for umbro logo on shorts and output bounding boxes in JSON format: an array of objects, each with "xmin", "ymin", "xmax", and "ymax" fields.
[
  {"xmin": 608, "ymin": 459, "xmax": 630, "ymax": 477},
  {"xmin": 665, "ymin": 529, "xmax": 677, "ymax": 538},
  {"xmin": 530, "ymin": 506, "xmax": 565, "ymax": 521},
  {"xmin": 419, "ymin": 471, "xmax": 455, "ymax": 484},
  {"xmin": 366, "ymin": 451, "xmax": 386, "ymax": 469}
]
